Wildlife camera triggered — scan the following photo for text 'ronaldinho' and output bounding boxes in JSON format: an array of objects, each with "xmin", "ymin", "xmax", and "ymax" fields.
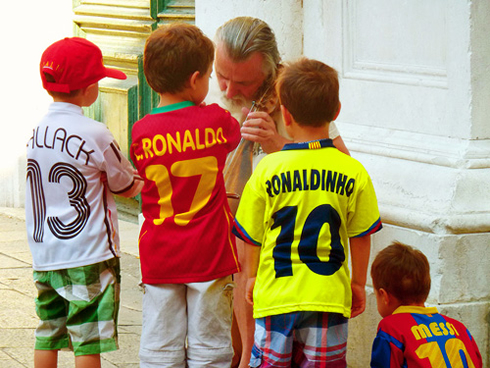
[{"xmin": 265, "ymin": 169, "xmax": 355, "ymax": 198}]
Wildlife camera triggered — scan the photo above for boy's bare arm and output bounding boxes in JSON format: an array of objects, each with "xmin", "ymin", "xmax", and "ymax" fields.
[
  {"xmin": 100, "ymin": 169, "xmax": 144, "ymax": 198},
  {"xmin": 117, "ymin": 176, "xmax": 144, "ymax": 198},
  {"xmin": 243, "ymin": 243, "xmax": 261, "ymax": 305},
  {"xmin": 349, "ymin": 234, "xmax": 371, "ymax": 318}
]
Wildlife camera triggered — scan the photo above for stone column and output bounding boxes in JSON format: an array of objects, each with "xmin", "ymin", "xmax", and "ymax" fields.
[
  {"xmin": 306, "ymin": 0, "xmax": 490, "ymax": 366},
  {"xmin": 198, "ymin": 0, "xmax": 490, "ymax": 366}
]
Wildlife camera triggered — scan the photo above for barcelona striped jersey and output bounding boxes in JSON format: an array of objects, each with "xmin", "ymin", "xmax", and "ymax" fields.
[{"xmin": 371, "ymin": 306, "xmax": 482, "ymax": 367}]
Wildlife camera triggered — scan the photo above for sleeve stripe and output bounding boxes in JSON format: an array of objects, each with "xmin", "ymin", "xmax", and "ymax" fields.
[
  {"xmin": 378, "ymin": 330, "xmax": 404, "ymax": 351},
  {"xmin": 371, "ymin": 330, "xmax": 405, "ymax": 368},
  {"xmin": 110, "ymin": 178, "xmax": 135, "ymax": 194},
  {"xmin": 110, "ymin": 142, "xmax": 122, "ymax": 163},
  {"xmin": 232, "ymin": 220, "xmax": 261, "ymax": 246},
  {"xmin": 352, "ymin": 218, "xmax": 383, "ymax": 238}
]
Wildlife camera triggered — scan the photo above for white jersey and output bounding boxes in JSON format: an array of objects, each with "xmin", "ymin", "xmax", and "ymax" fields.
[{"xmin": 25, "ymin": 102, "xmax": 136, "ymax": 271}]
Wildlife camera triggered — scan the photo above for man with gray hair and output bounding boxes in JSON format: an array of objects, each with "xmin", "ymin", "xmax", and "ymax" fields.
[
  {"xmin": 207, "ymin": 16, "xmax": 350, "ymax": 368},
  {"xmin": 211, "ymin": 16, "xmax": 349, "ymax": 156}
]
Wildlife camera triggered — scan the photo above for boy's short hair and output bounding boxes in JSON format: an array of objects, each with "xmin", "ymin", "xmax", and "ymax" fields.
[
  {"xmin": 40, "ymin": 37, "xmax": 126, "ymax": 94},
  {"xmin": 276, "ymin": 58, "xmax": 339, "ymax": 127},
  {"xmin": 144, "ymin": 23, "xmax": 214, "ymax": 94},
  {"xmin": 43, "ymin": 73, "xmax": 82, "ymax": 99},
  {"xmin": 371, "ymin": 241, "xmax": 431, "ymax": 304}
]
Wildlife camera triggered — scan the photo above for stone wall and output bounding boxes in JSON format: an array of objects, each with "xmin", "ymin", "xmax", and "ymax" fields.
[
  {"xmin": 0, "ymin": 0, "xmax": 72, "ymax": 207},
  {"xmin": 197, "ymin": 0, "xmax": 490, "ymax": 366}
]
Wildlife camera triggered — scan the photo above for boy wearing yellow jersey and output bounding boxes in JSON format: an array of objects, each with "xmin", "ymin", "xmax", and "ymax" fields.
[{"xmin": 233, "ymin": 58, "xmax": 382, "ymax": 367}]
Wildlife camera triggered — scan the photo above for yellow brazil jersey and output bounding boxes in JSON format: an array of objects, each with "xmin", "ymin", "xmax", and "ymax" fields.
[{"xmin": 233, "ymin": 139, "xmax": 382, "ymax": 319}]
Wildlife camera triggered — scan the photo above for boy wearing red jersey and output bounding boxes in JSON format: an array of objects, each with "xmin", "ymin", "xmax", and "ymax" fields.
[
  {"xmin": 370, "ymin": 241, "xmax": 482, "ymax": 367},
  {"xmin": 131, "ymin": 23, "xmax": 241, "ymax": 367}
]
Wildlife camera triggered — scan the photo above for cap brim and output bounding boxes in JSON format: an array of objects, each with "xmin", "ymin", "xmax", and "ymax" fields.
[{"xmin": 105, "ymin": 67, "xmax": 127, "ymax": 80}]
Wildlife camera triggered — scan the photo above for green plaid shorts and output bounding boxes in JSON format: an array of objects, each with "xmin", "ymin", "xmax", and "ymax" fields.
[{"xmin": 33, "ymin": 257, "xmax": 121, "ymax": 356}]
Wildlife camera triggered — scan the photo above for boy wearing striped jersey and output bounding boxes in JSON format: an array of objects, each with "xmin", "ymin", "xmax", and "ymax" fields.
[
  {"xmin": 233, "ymin": 58, "xmax": 382, "ymax": 367},
  {"xmin": 26, "ymin": 37, "xmax": 143, "ymax": 368},
  {"xmin": 370, "ymin": 242, "xmax": 482, "ymax": 367}
]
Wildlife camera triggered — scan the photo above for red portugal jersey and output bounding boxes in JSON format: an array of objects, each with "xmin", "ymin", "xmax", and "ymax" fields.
[
  {"xmin": 371, "ymin": 306, "xmax": 482, "ymax": 367},
  {"xmin": 131, "ymin": 102, "xmax": 241, "ymax": 284}
]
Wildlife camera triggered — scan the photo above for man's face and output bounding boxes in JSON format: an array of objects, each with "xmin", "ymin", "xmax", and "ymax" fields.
[{"xmin": 214, "ymin": 44, "xmax": 267, "ymax": 102}]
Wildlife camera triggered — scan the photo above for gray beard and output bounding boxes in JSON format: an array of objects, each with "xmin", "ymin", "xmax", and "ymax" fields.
[
  {"xmin": 219, "ymin": 76, "xmax": 273, "ymax": 110},
  {"xmin": 219, "ymin": 90, "xmax": 253, "ymax": 111}
]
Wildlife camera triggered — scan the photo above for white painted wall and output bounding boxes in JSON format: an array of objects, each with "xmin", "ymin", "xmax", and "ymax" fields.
[
  {"xmin": 196, "ymin": 0, "xmax": 303, "ymax": 64},
  {"xmin": 0, "ymin": 1, "xmax": 72, "ymax": 207},
  {"xmin": 197, "ymin": 1, "xmax": 490, "ymax": 367}
]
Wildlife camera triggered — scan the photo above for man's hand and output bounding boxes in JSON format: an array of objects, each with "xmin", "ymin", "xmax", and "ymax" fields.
[
  {"xmin": 245, "ymin": 277, "xmax": 256, "ymax": 306},
  {"xmin": 240, "ymin": 108, "xmax": 289, "ymax": 154},
  {"xmin": 351, "ymin": 282, "xmax": 366, "ymax": 318}
]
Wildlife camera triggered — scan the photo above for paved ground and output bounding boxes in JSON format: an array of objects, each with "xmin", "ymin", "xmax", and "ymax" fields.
[{"xmin": 0, "ymin": 207, "xmax": 142, "ymax": 367}]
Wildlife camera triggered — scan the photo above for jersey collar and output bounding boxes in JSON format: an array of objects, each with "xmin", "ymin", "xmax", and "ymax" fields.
[
  {"xmin": 50, "ymin": 102, "xmax": 84, "ymax": 115},
  {"xmin": 392, "ymin": 305, "xmax": 439, "ymax": 315},
  {"xmin": 282, "ymin": 138, "xmax": 335, "ymax": 151},
  {"xmin": 150, "ymin": 101, "xmax": 195, "ymax": 115}
]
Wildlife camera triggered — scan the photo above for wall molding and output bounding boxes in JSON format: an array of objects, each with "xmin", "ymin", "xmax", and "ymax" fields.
[{"xmin": 342, "ymin": 0, "xmax": 448, "ymax": 88}]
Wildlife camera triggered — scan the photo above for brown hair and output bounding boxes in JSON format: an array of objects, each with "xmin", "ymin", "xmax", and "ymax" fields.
[
  {"xmin": 276, "ymin": 58, "xmax": 339, "ymax": 127},
  {"xmin": 371, "ymin": 241, "xmax": 431, "ymax": 304},
  {"xmin": 143, "ymin": 23, "xmax": 214, "ymax": 94},
  {"xmin": 43, "ymin": 73, "xmax": 82, "ymax": 99}
]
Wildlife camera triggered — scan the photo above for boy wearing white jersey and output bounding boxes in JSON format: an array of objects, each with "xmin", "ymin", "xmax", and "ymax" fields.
[
  {"xmin": 233, "ymin": 58, "xmax": 382, "ymax": 367},
  {"xmin": 25, "ymin": 37, "xmax": 143, "ymax": 368}
]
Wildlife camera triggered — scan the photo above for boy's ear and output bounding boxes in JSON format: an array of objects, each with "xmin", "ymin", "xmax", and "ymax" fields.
[
  {"xmin": 333, "ymin": 101, "xmax": 342, "ymax": 121},
  {"xmin": 82, "ymin": 83, "xmax": 96, "ymax": 95},
  {"xmin": 281, "ymin": 105, "xmax": 292, "ymax": 127},
  {"xmin": 378, "ymin": 288, "xmax": 391, "ymax": 305},
  {"xmin": 189, "ymin": 71, "xmax": 200, "ymax": 90}
]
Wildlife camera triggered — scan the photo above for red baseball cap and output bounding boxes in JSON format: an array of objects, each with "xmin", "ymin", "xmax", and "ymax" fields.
[{"xmin": 40, "ymin": 37, "xmax": 127, "ymax": 93}]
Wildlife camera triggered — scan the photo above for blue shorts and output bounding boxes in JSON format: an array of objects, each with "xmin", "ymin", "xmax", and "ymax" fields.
[{"xmin": 250, "ymin": 311, "xmax": 348, "ymax": 368}]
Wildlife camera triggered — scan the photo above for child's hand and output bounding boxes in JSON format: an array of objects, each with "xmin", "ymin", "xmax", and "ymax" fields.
[
  {"xmin": 245, "ymin": 277, "xmax": 256, "ymax": 306},
  {"xmin": 350, "ymin": 282, "xmax": 366, "ymax": 318}
]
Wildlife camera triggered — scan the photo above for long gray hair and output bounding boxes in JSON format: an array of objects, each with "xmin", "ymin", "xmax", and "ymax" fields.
[{"xmin": 215, "ymin": 17, "xmax": 281, "ymax": 83}]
